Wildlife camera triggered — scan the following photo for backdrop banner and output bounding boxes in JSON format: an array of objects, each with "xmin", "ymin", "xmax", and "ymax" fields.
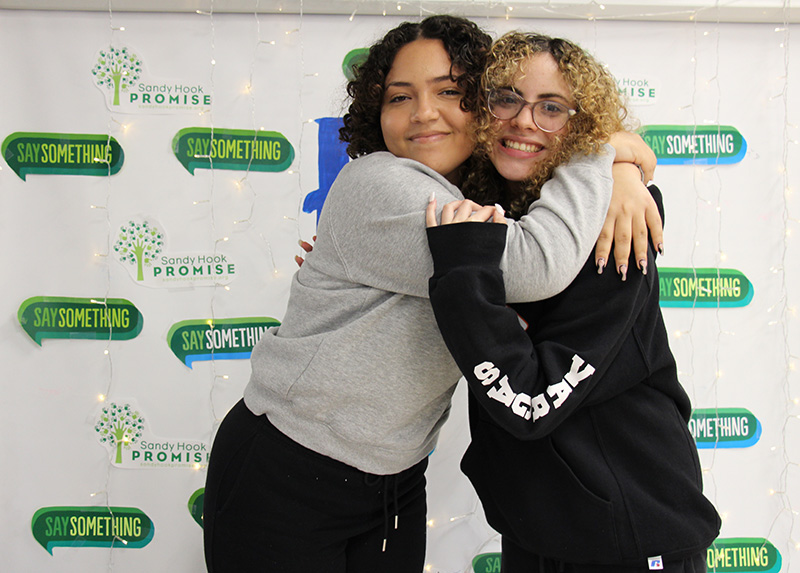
[{"xmin": 1, "ymin": 7, "xmax": 798, "ymax": 573}]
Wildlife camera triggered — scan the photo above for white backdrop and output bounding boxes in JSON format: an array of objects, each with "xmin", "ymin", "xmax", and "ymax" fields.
[{"xmin": 0, "ymin": 6, "xmax": 798, "ymax": 572}]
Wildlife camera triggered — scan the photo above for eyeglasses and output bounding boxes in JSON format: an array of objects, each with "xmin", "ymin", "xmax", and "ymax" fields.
[{"xmin": 487, "ymin": 88, "xmax": 577, "ymax": 133}]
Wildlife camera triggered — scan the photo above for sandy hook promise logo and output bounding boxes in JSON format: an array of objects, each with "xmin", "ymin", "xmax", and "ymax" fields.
[
  {"xmin": 112, "ymin": 217, "xmax": 238, "ymax": 287},
  {"xmin": 114, "ymin": 220, "xmax": 164, "ymax": 281},
  {"xmin": 91, "ymin": 44, "xmax": 211, "ymax": 113},
  {"xmin": 92, "ymin": 47, "xmax": 142, "ymax": 106},
  {"xmin": 95, "ymin": 401, "xmax": 209, "ymax": 468},
  {"xmin": 95, "ymin": 403, "xmax": 145, "ymax": 464}
]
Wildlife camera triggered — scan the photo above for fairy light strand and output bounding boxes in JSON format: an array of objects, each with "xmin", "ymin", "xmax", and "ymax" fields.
[
  {"xmin": 98, "ymin": 4, "xmax": 123, "ymax": 573},
  {"xmin": 777, "ymin": 0, "xmax": 796, "ymax": 561}
]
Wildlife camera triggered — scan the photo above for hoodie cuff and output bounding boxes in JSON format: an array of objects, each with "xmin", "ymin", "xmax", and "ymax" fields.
[{"xmin": 427, "ymin": 222, "xmax": 507, "ymax": 274}]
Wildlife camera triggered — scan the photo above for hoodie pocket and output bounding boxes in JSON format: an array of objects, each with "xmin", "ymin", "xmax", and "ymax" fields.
[{"xmin": 464, "ymin": 418, "xmax": 622, "ymax": 563}]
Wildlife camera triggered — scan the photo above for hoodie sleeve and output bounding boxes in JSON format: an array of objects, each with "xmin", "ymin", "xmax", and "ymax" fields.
[
  {"xmin": 315, "ymin": 149, "xmax": 613, "ymax": 301},
  {"xmin": 427, "ymin": 186, "xmax": 664, "ymax": 440}
]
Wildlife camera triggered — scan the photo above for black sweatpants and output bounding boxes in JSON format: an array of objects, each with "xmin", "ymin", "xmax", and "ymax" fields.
[
  {"xmin": 502, "ymin": 537, "xmax": 707, "ymax": 573},
  {"xmin": 203, "ymin": 399, "xmax": 428, "ymax": 573}
]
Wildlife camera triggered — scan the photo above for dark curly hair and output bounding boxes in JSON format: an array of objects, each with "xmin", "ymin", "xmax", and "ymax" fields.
[
  {"xmin": 339, "ymin": 15, "xmax": 491, "ymax": 159},
  {"xmin": 462, "ymin": 32, "xmax": 628, "ymax": 218}
]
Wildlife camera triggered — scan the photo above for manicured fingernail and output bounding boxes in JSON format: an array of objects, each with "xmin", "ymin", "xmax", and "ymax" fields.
[
  {"xmin": 429, "ymin": 192, "xmax": 436, "ymax": 203},
  {"xmin": 619, "ymin": 264, "xmax": 628, "ymax": 281},
  {"xmin": 494, "ymin": 203, "xmax": 505, "ymax": 216},
  {"xmin": 657, "ymin": 242, "xmax": 664, "ymax": 256},
  {"xmin": 639, "ymin": 259, "xmax": 647, "ymax": 275},
  {"xmin": 596, "ymin": 258, "xmax": 605, "ymax": 275}
]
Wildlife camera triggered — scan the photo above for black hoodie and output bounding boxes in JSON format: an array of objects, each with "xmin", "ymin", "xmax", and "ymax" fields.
[{"xmin": 427, "ymin": 186, "xmax": 720, "ymax": 566}]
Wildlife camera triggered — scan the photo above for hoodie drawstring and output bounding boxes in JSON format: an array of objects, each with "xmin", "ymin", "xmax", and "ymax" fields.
[
  {"xmin": 382, "ymin": 475, "xmax": 400, "ymax": 552},
  {"xmin": 366, "ymin": 473, "xmax": 400, "ymax": 552}
]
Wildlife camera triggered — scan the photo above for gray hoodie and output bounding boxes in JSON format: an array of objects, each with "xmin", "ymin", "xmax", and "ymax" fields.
[{"xmin": 244, "ymin": 149, "xmax": 614, "ymax": 475}]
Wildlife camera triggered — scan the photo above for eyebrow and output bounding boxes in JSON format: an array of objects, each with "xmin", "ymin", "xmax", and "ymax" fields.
[
  {"xmin": 385, "ymin": 75, "xmax": 458, "ymax": 88},
  {"xmin": 504, "ymin": 87, "xmax": 570, "ymax": 103}
]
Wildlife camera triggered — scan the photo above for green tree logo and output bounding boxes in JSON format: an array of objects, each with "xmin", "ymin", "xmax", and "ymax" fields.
[
  {"xmin": 92, "ymin": 46, "xmax": 142, "ymax": 106},
  {"xmin": 95, "ymin": 403, "xmax": 145, "ymax": 464},
  {"xmin": 114, "ymin": 220, "xmax": 164, "ymax": 281}
]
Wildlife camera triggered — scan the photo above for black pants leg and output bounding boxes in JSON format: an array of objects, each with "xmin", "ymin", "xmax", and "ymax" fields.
[
  {"xmin": 204, "ymin": 399, "xmax": 427, "ymax": 573},
  {"xmin": 501, "ymin": 536, "xmax": 707, "ymax": 573}
]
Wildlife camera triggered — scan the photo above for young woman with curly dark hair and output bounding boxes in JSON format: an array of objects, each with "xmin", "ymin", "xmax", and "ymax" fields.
[
  {"xmin": 426, "ymin": 32, "xmax": 720, "ymax": 573},
  {"xmin": 204, "ymin": 17, "xmax": 659, "ymax": 573}
]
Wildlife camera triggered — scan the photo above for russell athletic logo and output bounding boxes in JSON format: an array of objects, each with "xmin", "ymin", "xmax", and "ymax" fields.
[
  {"xmin": 18, "ymin": 296, "xmax": 143, "ymax": 346},
  {"xmin": 167, "ymin": 317, "xmax": 280, "ymax": 367},
  {"xmin": 2, "ymin": 132, "xmax": 123, "ymax": 180},
  {"xmin": 689, "ymin": 408, "xmax": 762, "ymax": 449},
  {"xmin": 638, "ymin": 125, "xmax": 746, "ymax": 165},
  {"xmin": 659, "ymin": 267, "xmax": 753, "ymax": 308},
  {"xmin": 31, "ymin": 506, "xmax": 154, "ymax": 555}
]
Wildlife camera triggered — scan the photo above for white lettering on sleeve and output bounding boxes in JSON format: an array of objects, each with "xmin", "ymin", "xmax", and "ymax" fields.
[
  {"xmin": 474, "ymin": 361, "xmax": 501, "ymax": 386},
  {"xmin": 471, "ymin": 354, "xmax": 594, "ymax": 424},
  {"xmin": 563, "ymin": 355, "xmax": 595, "ymax": 388},
  {"xmin": 511, "ymin": 392, "xmax": 532, "ymax": 420},
  {"xmin": 487, "ymin": 375, "xmax": 516, "ymax": 407},
  {"xmin": 547, "ymin": 380, "xmax": 573, "ymax": 408}
]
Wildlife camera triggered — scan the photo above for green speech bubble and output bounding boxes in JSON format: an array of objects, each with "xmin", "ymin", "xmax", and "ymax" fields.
[
  {"xmin": 706, "ymin": 538, "xmax": 781, "ymax": 572},
  {"xmin": 172, "ymin": 127, "xmax": 294, "ymax": 174},
  {"xmin": 472, "ymin": 553, "xmax": 501, "ymax": 573},
  {"xmin": 658, "ymin": 267, "xmax": 754, "ymax": 308},
  {"xmin": 166, "ymin": 317, "xmax": 280, "ymax": 367},
  {"xmin": 637, "ymin": 125, "xmax": 746, "ymax": 165},
  {"xmin": 2, "ymin": 132, "xmax": 123, "ymax": 180},
  {"xmin": 31, "ymin": 506, "xmax": 154, "ymax": 555},
  {"xmin": 342, "ymin": 48, "xmax": 369, "ymax": 82},
  {"xmin": 188, "ymin": 488, "xmax": 205, "ymax": 528},
  {"xmin": 690, "ymin": 408, "xmax": 762, "ymax": 449},
  {"xmin": 18, "ymin": 296, "xmax": 144, "ymax": 346}
]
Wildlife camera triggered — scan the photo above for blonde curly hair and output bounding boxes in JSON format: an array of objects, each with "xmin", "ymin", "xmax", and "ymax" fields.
[{"xmin": 462, "ymin": 32, "xmax": 629, "ymax": 218}]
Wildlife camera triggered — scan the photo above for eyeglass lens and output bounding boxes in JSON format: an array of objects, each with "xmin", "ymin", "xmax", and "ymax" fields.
[{"xmin": 489, "ymin": 90, "xmax": 571, "ymax": 132}]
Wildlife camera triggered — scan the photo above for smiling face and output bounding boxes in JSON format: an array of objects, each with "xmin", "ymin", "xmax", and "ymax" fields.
[
  {"xmin": 380, "ymin": 38, "xmax": 474, "ymax": 185},
  {"xmin": 489, "ymin": 52, "xmax": 575, "ymax": 183}
]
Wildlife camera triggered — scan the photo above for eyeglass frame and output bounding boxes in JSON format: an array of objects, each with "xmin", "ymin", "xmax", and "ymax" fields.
[{"xmin": 486, "ymin": 88, "xmax": 577, "ymax": 133}]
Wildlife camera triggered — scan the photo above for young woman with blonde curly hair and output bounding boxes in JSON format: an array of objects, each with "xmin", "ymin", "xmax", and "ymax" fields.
[{"xmin": 427, "ymin": 32, "xmax": 720, "ymax": 572}]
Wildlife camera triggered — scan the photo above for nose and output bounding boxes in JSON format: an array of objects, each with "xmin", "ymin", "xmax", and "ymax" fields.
[
  {"xmin": 510, "ymin": 104, "xmax": 539, "ymax": 132},
  {"xmin": 412, "ymin": 94, "xmax": 439, "ymax": 122}
]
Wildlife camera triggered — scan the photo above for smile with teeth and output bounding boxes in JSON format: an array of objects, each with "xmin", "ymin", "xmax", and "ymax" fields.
[{"xmin": 502, "ymin": 139, "xmax": 544, "ymax": 153}]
